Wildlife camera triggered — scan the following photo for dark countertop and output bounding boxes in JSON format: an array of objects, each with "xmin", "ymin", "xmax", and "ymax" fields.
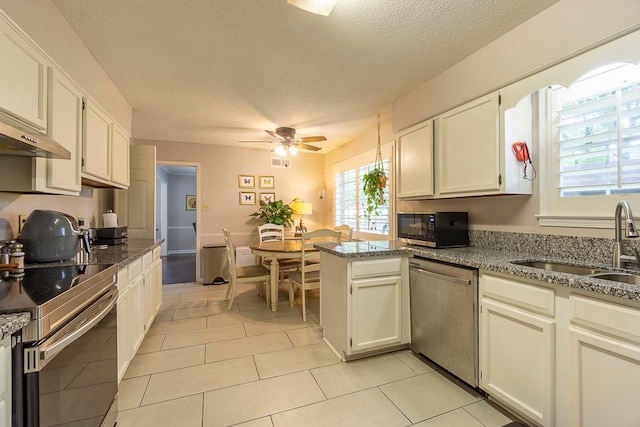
[
  {"xmin": 316, "ymin": 241, "xmax": 640, "ymax": 302},
  {"xmin": 3, "ymin": 239, "xmax": 163, "ymax": 335}
]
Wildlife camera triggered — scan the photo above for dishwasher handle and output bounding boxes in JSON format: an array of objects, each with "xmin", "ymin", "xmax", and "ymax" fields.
[{"xmin": 410, "ymin": 264, "xmax": 471, "ymax": 286}]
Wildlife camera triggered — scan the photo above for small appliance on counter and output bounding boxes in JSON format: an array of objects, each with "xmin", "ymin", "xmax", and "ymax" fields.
[
  {"xmin": 19, "ymin": 210, "xmax": 87, "ymax": 262},
  {"xmin": 91, "ymin": 226, "xmax": 128, "ymax": 246},
  {"xmin": 397, "ymin": 212, "xmax": 469, "ymax": 248}
]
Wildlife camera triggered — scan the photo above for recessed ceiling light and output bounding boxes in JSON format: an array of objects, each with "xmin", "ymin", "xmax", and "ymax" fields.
[{"xmin": 287, "ymin": 0, "xmax": 337, "ymax": 16}]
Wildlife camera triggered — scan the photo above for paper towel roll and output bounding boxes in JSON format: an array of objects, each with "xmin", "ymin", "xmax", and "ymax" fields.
[{"xmin": 103, "ymin": 212, "xmax": 118, "ymax": 228}]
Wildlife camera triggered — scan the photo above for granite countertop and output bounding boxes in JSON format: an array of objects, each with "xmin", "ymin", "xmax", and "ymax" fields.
[
  {"xmin": 0, "ymin": 312, "xmax": 30, "ymax": 340},
  {"xmin": 316, "ymin": 240, "xmax": 640, "ymax": 302}
]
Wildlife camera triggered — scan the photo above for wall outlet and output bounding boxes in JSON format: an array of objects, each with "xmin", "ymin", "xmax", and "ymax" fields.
[{"xmin": 18, "ymin": 214, "xmax": 28, "ymax": 234}]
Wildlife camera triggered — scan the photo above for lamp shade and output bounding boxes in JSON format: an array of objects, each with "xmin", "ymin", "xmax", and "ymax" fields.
[
  {"xmin": 287, "ymin": 0, "xmax": 337, "ymax": 16},
  {"xmin": 291, "ymin": 201, "xmax": 312, "ymax": 215}
]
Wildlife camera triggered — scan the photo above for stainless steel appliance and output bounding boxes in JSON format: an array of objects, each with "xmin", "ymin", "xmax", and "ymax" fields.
[
  {"xmin": 397, "ymin": 212, "xmax": 469, "ymax": 248},
  {"xmin": 0, "ymin": 114, "xmax": 70, "ymax": 159},
  {"xmin": 2, "ymin": 263, "xmax": 118, "ymax": 426},
  {"xmin": 409, "ymin": 257, "xmax": 479, "ymax": 387}
]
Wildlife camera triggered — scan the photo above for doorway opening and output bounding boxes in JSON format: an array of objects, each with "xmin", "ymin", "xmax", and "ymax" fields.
[{"xmin": 156, "ymin": 163, "xmax": 200, "ymax": 284}]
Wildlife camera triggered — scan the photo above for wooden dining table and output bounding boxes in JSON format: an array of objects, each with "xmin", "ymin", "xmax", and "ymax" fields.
[{"xmin": 249, "ymin": 239, "xmax": 315, "ymax": 311}]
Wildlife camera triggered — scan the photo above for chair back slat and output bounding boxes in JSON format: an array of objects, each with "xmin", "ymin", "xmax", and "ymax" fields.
[
  {"xmin": 299, "ymin": 229, "xmax": 342, "ymax": 280},
  {"xmin": 222, "ymin": 227, "xmax": 237, "ymax": 282},
  {"xmin": 258, "ymin": 224, "xmax": 285, "ymax": 242},
  {"xmin": 334, "ymin": 224, "xmax": 353, "ymax": 241}
]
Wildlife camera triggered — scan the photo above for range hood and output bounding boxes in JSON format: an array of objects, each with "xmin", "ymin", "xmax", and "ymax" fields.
[{"xmin": 0, "ymin": 115, "xmax": 71, "ymax": 159}]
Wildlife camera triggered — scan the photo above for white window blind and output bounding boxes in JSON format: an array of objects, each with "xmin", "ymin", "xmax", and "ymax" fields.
[
  {"xmin": 552, "ymin": 63, "xmax": 640, "ymax": 198},
  {"xmin": 334, "ymin": 146, "xmax": 392, "ymax": 239}
]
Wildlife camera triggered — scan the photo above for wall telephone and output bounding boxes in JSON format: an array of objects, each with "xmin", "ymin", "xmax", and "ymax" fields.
[{"xmin": 512, "ymin": 141, "xmax": 536, "ymax": 180}]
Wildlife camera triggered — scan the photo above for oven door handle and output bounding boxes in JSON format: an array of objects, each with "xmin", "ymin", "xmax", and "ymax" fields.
[
  {"xmin": 410, "ymin": 266, "xmax": 471, "ymax": 286},
  {"xmin": 39, "ymin": 287, "xmax": 117, "ymax": 361}
]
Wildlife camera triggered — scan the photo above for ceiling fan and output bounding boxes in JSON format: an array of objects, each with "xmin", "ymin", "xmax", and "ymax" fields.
[{"xmin": 239, "ymin": 127, "xmax": 327, "ymax": 156}]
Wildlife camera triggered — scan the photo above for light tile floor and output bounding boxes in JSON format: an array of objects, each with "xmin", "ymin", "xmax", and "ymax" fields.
[{"xmin": 116, "ymin": 281, "xmax": 520, "ymax": 427}]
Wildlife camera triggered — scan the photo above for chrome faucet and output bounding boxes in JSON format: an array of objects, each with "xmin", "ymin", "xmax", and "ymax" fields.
[{"xmin": 613, "ymin": 200, "xmax": 640, "ymax": 268}]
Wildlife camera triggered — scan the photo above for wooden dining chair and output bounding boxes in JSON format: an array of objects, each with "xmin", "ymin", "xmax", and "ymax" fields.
[
  {"xmin": 288, "ymin": 229, "xmax": 342, "ymax": 321},
  {"xmin": 257, "ymin": 223, "xmax": 299, "ymax": 286},
  {"xmin": 334, "ymin": 224, "xmax": 353, "ymax": 241},
  {"xmin": 222, "ymin": 227, "xmax": 271, "ymax": 310}
]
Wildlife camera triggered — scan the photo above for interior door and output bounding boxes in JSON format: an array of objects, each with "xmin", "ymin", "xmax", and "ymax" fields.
[{"xmin": 128, "ymin": 145, "xmax": 156, "ymax": 239}]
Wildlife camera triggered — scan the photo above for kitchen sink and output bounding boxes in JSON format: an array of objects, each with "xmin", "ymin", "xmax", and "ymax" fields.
[
  {"xmin": 510, "ymin": 260, "xmax": 605, "ymax": 275},
  {"xmin": 589, "ymin": 272, "xmax": 640, "ymax": 286}
]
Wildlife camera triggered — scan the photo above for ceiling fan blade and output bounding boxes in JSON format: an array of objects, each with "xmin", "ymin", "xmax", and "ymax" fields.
[
  {"xmin": 299, "ymin": 136, "xmax": 327, "ymax": 143},
  {"xmin": 265, "ymin": 130, "xmax": 280, "ymax": 139},
  {"xmin": 297, "ymin": 143, "xmax": 321, "ymax": 151}
]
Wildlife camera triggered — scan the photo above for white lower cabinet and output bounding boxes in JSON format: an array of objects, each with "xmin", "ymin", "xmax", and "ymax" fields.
[
  {"xmin": 567, "ymin": 295, "xmax": 640, "ymax": 427},
  {"xmin": 480, "ymin": 271, "xmax": 640, "ymax": 427},
  {"xmin": 321, "ymin": 254, "xmax": 410, "ymax": 360},
  {"xmin": 117, "ymin": 248, "xmax": 163, "ymax": 383},
  {"xmin": 0, "ymin": 335, "xmax": 10, "ymax": 427}
]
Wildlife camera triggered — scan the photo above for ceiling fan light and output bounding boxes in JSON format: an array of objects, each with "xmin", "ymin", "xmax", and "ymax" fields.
[
  {"xmin": 287, "ymin": 0, "xmax": 337, "ymax": 16},
  {"xmin": 288, "ymin": 146, "xmax": 298, "ymax": 156},
  {"xmin": 275, "ymin": 145, "xmax": 287, "ymax": 157}
]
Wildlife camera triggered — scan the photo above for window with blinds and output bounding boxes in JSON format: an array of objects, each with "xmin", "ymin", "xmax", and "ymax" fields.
[
  {"xmin": 334, "ymin": 153, "xmax": 391, "ymax": 238},
  {"xmin": 551, "ymin": 63, "xmax": 640, "ymax": 198}
]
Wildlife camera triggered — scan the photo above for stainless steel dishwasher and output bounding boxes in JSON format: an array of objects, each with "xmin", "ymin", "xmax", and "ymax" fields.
[{"xmin": 409, "ymin": 257, "xmax": 479, "ymax": 387}]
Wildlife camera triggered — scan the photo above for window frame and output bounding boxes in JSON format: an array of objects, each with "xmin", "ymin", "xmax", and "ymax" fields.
[{"xmin": 333, "ymin": 143, "xmax": 395, "ymax": 241}]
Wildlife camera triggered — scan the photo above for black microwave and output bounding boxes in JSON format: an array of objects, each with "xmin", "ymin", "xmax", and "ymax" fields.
[{"xmin": 397, "ymin": 212, "xmax": 469, "ymax": 248}]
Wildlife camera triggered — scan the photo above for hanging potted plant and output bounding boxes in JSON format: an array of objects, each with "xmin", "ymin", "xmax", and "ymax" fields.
[
  {"xmin": 250, "ymin": 199, "xmax": 296, "ymax": 227},
  {"xmin": 362, "ymin": 115, "xmax": 388, "ymax": 222}
]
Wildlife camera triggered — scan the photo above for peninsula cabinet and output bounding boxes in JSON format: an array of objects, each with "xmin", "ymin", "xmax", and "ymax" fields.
[
  {"xmin": 0, "ymin": 16, "xmax": 48, "ymax": 131},
  {"xmin": 396, "ymin": 119, "xmax": 434, "ymax": 199},
  {"xmin": 321, "ymin": 253, "xmax": 410, "ymax": 360},
  {"xmin": 480, "ymin": 271, "xmax": 640, "ymax": 427}
]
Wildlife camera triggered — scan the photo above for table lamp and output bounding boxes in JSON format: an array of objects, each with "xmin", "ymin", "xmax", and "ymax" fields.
[{"xmin": 292, "ymin": 200, "xmax": 312, "ymax": 236}]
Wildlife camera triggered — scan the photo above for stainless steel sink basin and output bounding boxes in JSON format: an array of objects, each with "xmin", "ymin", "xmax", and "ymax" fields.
[
  {"xmin": 511, "ymin": 260, "xmax": 605, "ymax": 275},
  {"xmin": 589, "ymin": 272, "xmax": 640, "ymax": 286}
]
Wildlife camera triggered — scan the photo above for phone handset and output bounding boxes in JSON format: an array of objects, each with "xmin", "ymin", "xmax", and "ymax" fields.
[{"xmin": 512, "ymin": 141, "xmax": 536, "ymax": 180}]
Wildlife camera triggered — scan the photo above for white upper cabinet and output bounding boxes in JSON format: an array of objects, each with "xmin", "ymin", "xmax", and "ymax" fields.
[
  {"xmin": 82, "ymin": 98, "xmax": 111, "ymax": 181},
  {"xmin": 0, "ymin": 16, "xmax": 48, "ymax": 131},
  {"xmin": 396, "ymin": 120, "xmax": 434, "ymax": 199},
  {"xmin": 435, "ymin": 93, "xmax": 500, "ymax": 196},
  {"xmin": 34, "ymin": 68, "xmax": 83, "ymax": 194},
  {"xmin": 111, "ymin": 123, "xmax": 130, "ymax": 186}
]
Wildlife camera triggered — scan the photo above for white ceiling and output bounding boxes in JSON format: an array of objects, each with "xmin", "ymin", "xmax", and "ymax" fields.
[{"xmin": 51, "ymin": 0, "xmax": 557, "ymax": 153}]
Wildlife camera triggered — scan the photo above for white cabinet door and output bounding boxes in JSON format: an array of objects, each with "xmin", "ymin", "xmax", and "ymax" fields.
[
  {"xmin": 480, "ymin": 297, "xmax": 555, "ymax": 427},
  {"xmin": 128, "ymin": 145, "xmax": 157, "ymax": 240},
  {"xmin": 435, "ymin": 92, "xmax": 500, "ymax": 196},
  {"xmin": 111, "ymin": 124, "xmax": 130, "ymax": 186},
  {"xmin": 82, "ymin": 98, "xmax": 111, "ymax": 181},
  {"xmin": 0, "ymin": 335, "xmax": 10, "ymax": 427},
  {"xmin": 143, "ymin": 267, "xmax": 155, "ymax": 331},
  {"xmin": 396, "ymin": 120, "xmax": 434, "ymax": 199},
  {"xmin": 568, "ymin": 327, "xmax": 640, "ymax": 427},
  {"xmin": 0, "ymin": 18, "xmax": 47, "ymax": 130},
  {"xmin": 34, "ymin": 68, "xmax": 82, "ymax": 194},
  {"xmin": 129, "ymin": 275, "xmax": 145, "ymax": 354},
  {"xmin": 152, "ymin": 257, "xmax": 163, "ymax": 315},
  {"xmin": 350, "ymin": 275, "xmax": 402, "ymax": 352}
]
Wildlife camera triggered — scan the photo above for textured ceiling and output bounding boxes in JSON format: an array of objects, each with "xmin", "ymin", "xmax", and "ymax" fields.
[{"xmin": 52, "ymin": 0, "xmax": 557, "ymax": 152}]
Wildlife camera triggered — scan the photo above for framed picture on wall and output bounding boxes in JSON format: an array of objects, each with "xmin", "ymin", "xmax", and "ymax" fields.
[
  {"xmin": 186, "ymin": 195, "xmax": 197, "ymax": 210},
  {"xmin": 259, "ymin": 175, "xmax": 274, "ymax": 189},
  {"xmin": 239, "ymin": 192, "xmax": 256, "ymax": 205},
  {"xmin": 238, "ymin": 174, "xmax": 255, "ymax": 188},
  {"xmin": 260, "ymin": 192, "xmax": 275, "ymax": 203}
]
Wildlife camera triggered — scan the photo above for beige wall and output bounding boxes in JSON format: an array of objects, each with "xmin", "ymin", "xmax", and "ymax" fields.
[
  {"xmin": 0, "ymin": 1, "xmax": 133, "ymax": 132},
  {"xmin": 134, "ymin": 139, "xmax": 325, "ymax": 246}
]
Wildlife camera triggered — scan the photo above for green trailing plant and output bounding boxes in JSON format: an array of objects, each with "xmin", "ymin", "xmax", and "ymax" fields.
[
  {"xmin": 250, "ymin": 199, "xmax": 296, "ymax": 227},
  {"xmin": 362, "ymin": 114, "xmax": 388, "ymax": 222}
]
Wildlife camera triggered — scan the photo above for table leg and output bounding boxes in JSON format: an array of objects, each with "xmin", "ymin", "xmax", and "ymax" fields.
[{"xmin": 270, "ymin": 257, "xmax": 280, "ymax": 312}]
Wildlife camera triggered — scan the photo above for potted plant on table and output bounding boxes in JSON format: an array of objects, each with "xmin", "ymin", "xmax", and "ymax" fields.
[{"xmin": 250, "ymin": 199, "xmax": 296, "ymax": 227}]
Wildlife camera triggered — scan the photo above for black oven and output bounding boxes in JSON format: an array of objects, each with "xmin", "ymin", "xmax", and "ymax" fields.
[
  {"xmin": 2, "ymin": 264, "xmax": 118, "ymax": 426},
  {"xmin": 397, "ymin": 212, "xmax": 469, "ymax": 248}
]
